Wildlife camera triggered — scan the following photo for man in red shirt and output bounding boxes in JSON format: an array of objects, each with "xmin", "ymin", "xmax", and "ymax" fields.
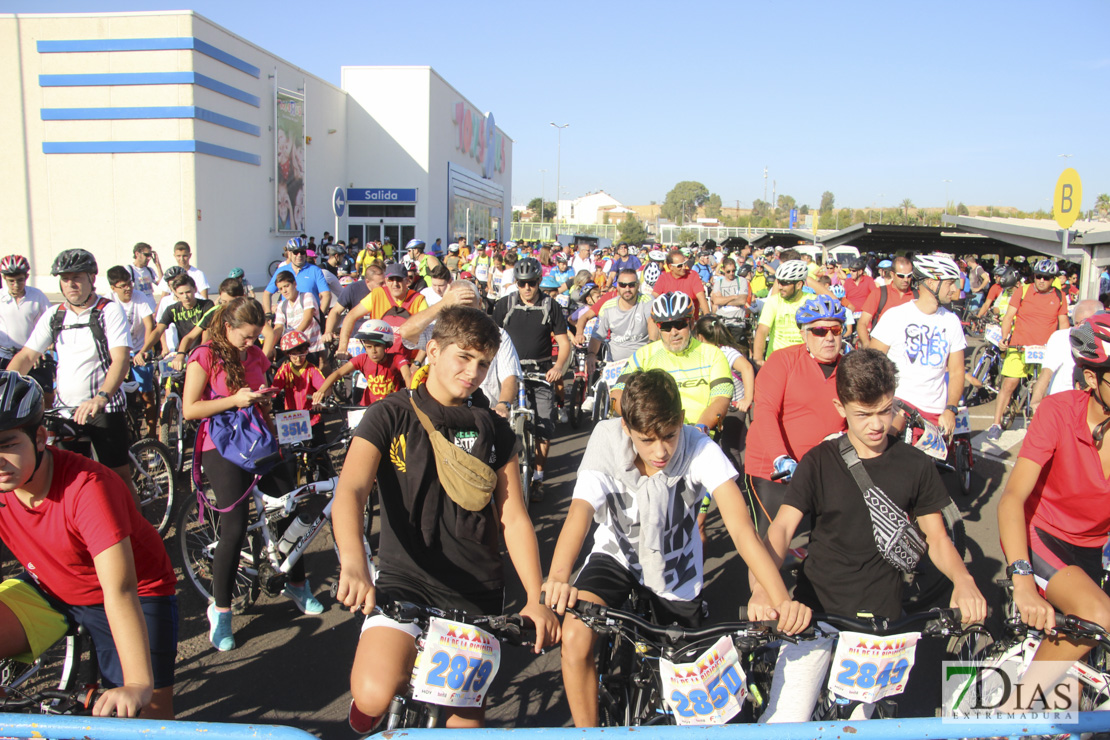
[
  {"xmin": 842, "ymin": 257, "xmax": 876, "ymax": 312},
  {"xmin": 857, "ymin": 256, "xmax": 914, "ymax": 348},
  {"xmin": 653, "ymin": 250, "xmax": 710, "ymax": 319},
  {"xmin": 987, "ymin": 260, "xmax": 1070, "ymax": 439}
]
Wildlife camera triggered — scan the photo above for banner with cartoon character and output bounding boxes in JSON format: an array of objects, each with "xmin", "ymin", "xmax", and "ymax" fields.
[{"xmin": 276, "ymin": 88, "xmax": 306, "ymax": 233}]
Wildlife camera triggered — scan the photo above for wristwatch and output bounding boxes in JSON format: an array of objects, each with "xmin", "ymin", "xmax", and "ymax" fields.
[
  {"xmin": 1006, "ymin": 559, "xmax": 1034, "ymax": 578},
  {"xmin": 96, "ymin": 391, "xmax": 110, "ymax": 401},
  {"xmin": 945, "ymin": 404, "xmax": 959, "ymax": 415}
]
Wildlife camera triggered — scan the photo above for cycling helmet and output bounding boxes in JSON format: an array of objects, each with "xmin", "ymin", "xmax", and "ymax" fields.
[
  {"xmin": 1070, "ymin": 315, "xmax": 1110, "ymax": 369},
  {"xmin": 228, "ymin": 268, "xmax": 245, "ymax": 279},
  {"xmin": 831, "ymin": 284, "xmax": 846, "ymax": 300},
  {"xmin": 406, "ymin": 239, "xmax": 425, "ymax": 252},
  {"xmin": 775, "ymin": 260, "xmax": 808, "ymax": 282},
  {"xmin": 1033, "ymin": 259, "xmax": 1059, "ymax": 276},
  {"xmin": 354, "ymin": 319, "xmax": 394, "ymax": 347},
  {"xmin": 795, "ymin": 295, "xmax": 847, "ymax": 325},
  {"xmin": 286, "ymin": 237, "xmax": 306, "ymax": 251},
  {"xmin": 539, "ymin": 274, "xmax": 560, "ymax": 290},
  {"xmin": 162, "ymin": 266, "xmax": 186, "ymax": 283},
  {"xmin": 680, "ymin": 247, "xmax": 693, "ymax": 258},
  {"xmin": 648, "ymin": 249, "xmax": 667, "ymax": 262},
  {"xmin": 763, "ymin": 247, "xmax": 775, "ymax": 256},
  {"xmin": 878, "ymin": 259, "xmax": 893, "ymax": 269},
  {"xmin": 279, "ymin": 330, "xmax": 309, "ymax": 352},
  {"xmin": 995, "ymin": 266, "xmax": 1019, "ymax": 289},
  {"xmin": 642, "ymin": 262, "xmax": 662, "ymax": 286},
  {"xmin": 737, "ymin": 264, "xmax": 752, "ymax": 278},
  {"xmin": 850, "ymin": 257, "xmax": 868, "ymax": 271},
  {"xmin": 306, "ymin": 249, "xmax": 317, "ymax": 258},
  {"xmin": 651, "ymin": 292, "xmax": 693, "ymax": 322},
  {"xmin": 0, "ymin": 255, "xmax": 30, "ymax": 276},
  {"xmin": 449, "ymin": 244, "xmax": 460, "ymax": 253},
  {"xmin": 50, "ymin": 249, "xmax": 97, "ymax": 276},
  {"xmin": 912, "ymin": 255, "xmax": 961, "ymax": 282},
  {"xmin": 0, "ymin": 370, "xmax": 44, "ymax": 432},
  {"xmin": 513, "ymin": 258, "xmax": 542, "ymax": 282}
]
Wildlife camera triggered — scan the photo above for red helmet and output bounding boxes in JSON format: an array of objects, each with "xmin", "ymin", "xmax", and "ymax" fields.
[
  {"xmin": 0, "ymin": 255, "xmax": 30, "ymax": 276},
  {"xmin": 279, "ymin": 330, "xmax": 310, "ymax": 353},
  {"xmin": 1070, "ymin": 314, "xmax": 1110, "ymax": 369}
]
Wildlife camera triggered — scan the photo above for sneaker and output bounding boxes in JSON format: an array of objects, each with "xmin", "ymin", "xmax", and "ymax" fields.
[
  {"xmin": 581, "ymin": 395, "xmax": 595, "ymax": 414},
  {"xmin": 207, "ymin": 603, "xmax": 235, "ymax": 652},
  {"xmin": 985, "ymin": 424, "xmax": 1002, "ymax": 442},
  {"xmin": 349, "ymin": 700, "xmax": 384, "ymax": 735},
  {"xmin": 558, "ymin": 407, "xmax": 568, "ymax": 424},
  {"xmin": 283, "ymin": 580, "xmax": 324, "ymax": 615}
]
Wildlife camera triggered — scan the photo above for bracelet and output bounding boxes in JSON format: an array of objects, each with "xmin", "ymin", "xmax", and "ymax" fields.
[{"xmin": 176, "ymin": 351, "xmax": 186, "ymax": 356}]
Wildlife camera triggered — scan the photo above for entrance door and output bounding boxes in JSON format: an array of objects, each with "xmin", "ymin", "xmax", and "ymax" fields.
[{"xmin": 383, "ymin": 225, "xmax": 400, "ymax": 254}]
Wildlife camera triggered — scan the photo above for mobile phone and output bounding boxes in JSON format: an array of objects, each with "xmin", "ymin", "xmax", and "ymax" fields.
[{"xmin": 257, "ymin": 385, "xmax": 280, "ymax": 395}]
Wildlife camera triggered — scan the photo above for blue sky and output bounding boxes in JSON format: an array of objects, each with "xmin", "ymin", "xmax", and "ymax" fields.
[{"xmin": 7, "ymin": 0, "xmax": 1108, "ymax": 212}]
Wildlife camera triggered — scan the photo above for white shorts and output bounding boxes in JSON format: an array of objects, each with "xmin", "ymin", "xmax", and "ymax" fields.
[{"xmin": 360, "ymin": 612, "xmax": 422, "ymax": 640}]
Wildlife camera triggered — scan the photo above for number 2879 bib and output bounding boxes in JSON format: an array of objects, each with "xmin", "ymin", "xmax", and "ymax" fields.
[
  {"xmin": 410, "ymin": 617, "xmax": 501, "ymax": 708},
  {"xmin": 827, "ymin": 630, "xmax": 921, "ymax": 704}
]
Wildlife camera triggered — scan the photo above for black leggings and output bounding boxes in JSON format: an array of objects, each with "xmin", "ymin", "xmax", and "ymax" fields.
[{"xmin": 202, "ymin": 449, "xmax": 302, "ymax": 609}]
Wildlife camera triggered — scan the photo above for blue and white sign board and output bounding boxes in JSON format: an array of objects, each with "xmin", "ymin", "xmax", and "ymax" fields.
[
  {"xmin": 332, "ymin": 187, "xmax": 346, "ymax": 217},
  {"xmin": 347, "ymin": 188, "xmax": 418, "ymax": 203}
]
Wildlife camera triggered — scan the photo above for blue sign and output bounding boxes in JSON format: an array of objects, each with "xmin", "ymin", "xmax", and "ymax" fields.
[
  {"xmin": 789, "ymin": 208, "xmax": 798, "ymax": 228},
  {"xmin": 347, "ymin": 188, "xmax": 418, "ymax": 203},
  {"xmin": 332, "ymin": 187, "xmax": 346, "ymax": 217}
]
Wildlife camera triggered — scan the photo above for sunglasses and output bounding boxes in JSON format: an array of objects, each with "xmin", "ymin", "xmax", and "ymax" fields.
[
  {"xmin": 1034, "ymin": 274, "xmax": 1053, "ymax": 280},
  {"xmin": 724, "ymin": 270, "xmax": 736, "ymax": 275},
  {"xmin": 617, "ymin": 281, "xmax": 638, "ymax": 288},
  {"xmin": 657, "ymin": 321, "xmax": 688, "ymax": 333},
  {"xmin": 289, "ymin": 249, "xmax": 307, "ymax": 256},
  {"xmin": 894, "ymin": 272, "xmax": 913, "ymax": 280},
  {"xmin": 386, "ymin": 277, "xmax": 405, "ymax": 283},
  {"xmin": 517, "ymin": 280, "xmax": 538, "ymax": 288},
  {"xmin": 808, "ymin": 325, "xmax": 843, "ymax": 337}
]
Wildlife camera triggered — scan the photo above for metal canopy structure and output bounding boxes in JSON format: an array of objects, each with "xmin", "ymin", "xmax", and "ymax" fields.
[{"xmin": 816, "ymin": 222, "xmax": 1004, "ymax": 256}]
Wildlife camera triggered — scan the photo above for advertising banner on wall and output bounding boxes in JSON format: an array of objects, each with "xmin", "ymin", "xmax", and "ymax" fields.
[{"xmin": 276, "ymin": 88, "xmax": 306, "ymax": 233}]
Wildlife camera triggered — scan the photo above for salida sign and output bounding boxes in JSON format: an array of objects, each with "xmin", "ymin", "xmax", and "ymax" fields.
[{"xmin": 453, "ymin": 102, "xmax": 506, "ymax": 179}]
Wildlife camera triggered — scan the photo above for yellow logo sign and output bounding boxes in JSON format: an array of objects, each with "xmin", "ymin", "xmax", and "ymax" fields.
[
  {"xmin": 1054, "ymin": 167, "xmax": 1083, "ymax": 230},
  {"xmin": 390, "ymin": 434, "xmax": 407, "ymax": 473}
]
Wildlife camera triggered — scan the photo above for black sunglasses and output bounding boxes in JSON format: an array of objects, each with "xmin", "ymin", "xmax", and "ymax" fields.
[
  {"xmin": 657, "ymin": 320, "xmax": 688, "ymax": 333},
  {"xmin": 517, "ymin": 280, "xmax": 538, "ymax": 288},
  {"xmin": 289, "ymin": 249, "xmax": 307, "ymax": 255},
  {"xmin": 1034, "ymin": 274, "xmax": 1054, "ymax": 280},
  {"xmin": 617, "ymin": 281, "xmax": 638, "ymax": 288}
]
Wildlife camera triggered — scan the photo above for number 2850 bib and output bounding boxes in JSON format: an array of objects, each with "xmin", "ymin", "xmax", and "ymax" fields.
[{"xmin": 410, "ymin": 617, "xmax": 502, "ymax": 708}]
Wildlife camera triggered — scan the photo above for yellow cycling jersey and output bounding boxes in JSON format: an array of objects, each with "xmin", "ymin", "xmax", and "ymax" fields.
[
  {"xmin": 757, "ymin": 291, "xmax": 806, "ymax": 358},
  {"xmin": 615, "ymin": 337, "xmax": 733, "ymax": 425}
]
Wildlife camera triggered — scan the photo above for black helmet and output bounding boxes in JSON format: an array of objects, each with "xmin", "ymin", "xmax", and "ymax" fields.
[
  {"xmin": 0, "ymin": 371, "xmax": 44, "ymax": 433},
  {"xmin": 850, "ymin": 257, "xmax": 868, "ymax": 271},
  {"xmin": 737, "ymin": 263, "xmax": 752, "ymax": 278},
  {"xmin": 50, "ymin": 249, "xmax": 97, "ymax": 276},
  {"xmin": 514, "ymin": 258, "xmax": 542, "ymax": 282},
  {"xmin": 162, "ymin": 266, "xmax": 187, "ymax": 283},
  {"xmin": 995, "ymin": 266, "xmax": 1019, "ymax": 289}
]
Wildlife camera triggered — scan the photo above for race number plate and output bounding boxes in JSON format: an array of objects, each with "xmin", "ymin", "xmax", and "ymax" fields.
[
  {"xmin": 349, "ymin": 338, "xmax": 368, "ymax": 389},
  {"xmin": 275, "ymin": 410, "xmax": 312, "ymax": 444},
  {"xmin": 954, "ymin": 406, "xmax": 971, "ymax": 436},
  {"xmin": 660, "ymin": 635, "xmax": 746, "ymax": 726},
  {"xmin": 828, "ymin": 631, "xmax": 921, "ymax": 704},
  {"xmin": 601, "ymin": 358, "xmax": 629, "ymax": 388},
  {"xmin": 411, "ymin": 617, "xmax": 501, "ymax": 708},
  {"xmin": 1024, "ymin": 345, "xmax": 1046, "ymax": 364},
  {"xmin": 913, "ymin": 422, "xmax": 948, "ymax": 460},
  {"xmin": 582, "ymin": 317, "xmax": 598, "ymax": 342},
  {"xmin": 984, "ymin": 324, "xmax": 1003, "ymax": 347}
]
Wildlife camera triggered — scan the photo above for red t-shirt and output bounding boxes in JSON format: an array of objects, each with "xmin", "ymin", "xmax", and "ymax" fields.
[
  {"xmin": 1009, "ymin": 285, "xmax": 1067, "ymax": 347},
  {"xmin": 273, "ymin": 361, "xmax": 327, "ymax": 425},
  {"xmin": 653, "ymin": 270, "xmax": 706, "ymax": 318},
  {"xmin": 744, "ymin": 343, "xmax": 847, "ymax": 480},
  {"xmin": 0, "ymin": 449, "xmax": 176, "ymax": 605},
  {"xmin": 843, "ymin": 275, "xmax": 876, "ymax": 311},
  {"xmin": 984, "ymin": 283, "xmax": 1003, "ymax": 307},
  {"xmin": 352, "ymin": 352, "xmax": 409, "ymax": 406},
  {"xmin": 860, "ymin": 284, "xmax": 913, "ymax": 328},
  {"xmin": 191, "ymin": 343, "xmax": 272, "ymax": 452},
  {"xmin": 1019, "ymin": 391, "xmax": 1110, "ymax": 548}
]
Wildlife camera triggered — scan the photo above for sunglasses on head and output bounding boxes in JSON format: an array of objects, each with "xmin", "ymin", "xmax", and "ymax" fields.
[
  {"xmin": 517, "ymin": 279, "xmax": 538, "ymax": 288},
  {"xmin": 895, "ymin": 272, "xmax": 913, "ymax": 280},
  {"xmin": 808, "ymin": 325, "xmax": 843, "ymax": 337},
  {"xmin": 657, "ymin": 320, "xmax": 687, "ymax": 333},
  {"xmin": 617, "ymin": 281, "xmax": 638, "ymax": 288}
]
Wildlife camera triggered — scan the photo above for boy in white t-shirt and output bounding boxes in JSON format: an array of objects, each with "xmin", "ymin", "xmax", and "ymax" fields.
[
  {"xmin": 266, "ymin": 269, "xmax": 323, "ymax": 359},
  {"xmin": 107, "ymin": 266, "xmax": 156, "ymax": 436},
  {"xmin": 542, "ymin": 369, "xmax": 809, "ymax": 727}
]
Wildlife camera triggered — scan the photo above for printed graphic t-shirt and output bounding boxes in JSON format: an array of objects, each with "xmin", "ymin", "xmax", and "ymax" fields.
[
  {"xmin": 351, "ymin": 352, "xmax": 409, "ymax": 405},
  {"xmin": 871, "ymin": 301, "xmax": 966, "ymax": 415}
]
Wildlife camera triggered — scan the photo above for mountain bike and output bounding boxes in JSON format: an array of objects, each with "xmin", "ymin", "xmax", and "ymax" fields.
[
  {"xmin": 566, "ymin": 346, "xmax": 590, "ymax": 429},
  {"xmin": 590, "ymin": 356, "xmax": 627, "ymax": 424},
  {"xmin": 963, "ymin": 324, "xmax": 1004, "ymax": 407},
  {"xmin": 510, "ymin": 381, "xmax": 538, "ymax": 508},
  {"xmin": 900, "ymin": 402, "xmax": 974, "ymax": 496},
  {"xmin": 156, "ymin": 359, "xmax": 195, "ymax": 474},
  {"xmin": 43, "ymin": 408, "xmax": 176, "ymax": 536},
  {"xmin": 0, "ymin": 623, "xmax": 100, "ymax": 716},
  {"xmin": 1000, "ymin": 343, "xmax": 1044, "ymax": 431}
]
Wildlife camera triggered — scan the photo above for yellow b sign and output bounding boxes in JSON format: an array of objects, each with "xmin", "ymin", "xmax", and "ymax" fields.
[{"xmin": 1054, "ymin": 168, "xmax": 1083, "ymax": 229}]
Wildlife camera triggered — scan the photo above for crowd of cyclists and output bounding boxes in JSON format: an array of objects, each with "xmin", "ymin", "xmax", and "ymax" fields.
[{"xmin": 0, "ymin": 230, "xmax": 1109, "ymax": 730}]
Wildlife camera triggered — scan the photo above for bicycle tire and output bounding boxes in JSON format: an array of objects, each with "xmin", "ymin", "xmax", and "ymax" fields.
[
  {"xmin": 519, "ymin": 425, "xmax": 534, "ymax": 508},
  {"xmin": 268, "ymin": 259, "xmax": 282, "ymax": 278},
  {"xmin": 952, "ymin": 438, "xmax": 973, "ymax": 494},
  {"xmin": 568, "ymin": 379, "xmax": 584, "ymax": 429},
  {"xmin": 965, "ymin": 345, "xmax": 994, "ymax": 407},
  {"xmin": 592, "ymin": 381, "xmax": 610, "ymax": 423},
  {"xmin": 129, "ymin": 439, "xmax": 177, "ymax": 535},
  {"xmin": 177, "ymin": 490, "xmax": 261, "ymax": 614},
  {"xmin": 597, "ymin": 633, "xmax": 632, "ymax": 726},
  {"xmin": 159, "ymin": 397, "xmax": 183, "ymax": 473}
]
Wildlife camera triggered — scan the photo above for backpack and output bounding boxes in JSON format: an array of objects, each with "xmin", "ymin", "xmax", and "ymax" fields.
[
  {"xmin": 873, "ymin": 286, "xmax": 890, "ymax": 326},
  {"xmin": 501, "ymin": 292, "xmax": 555, "ymax": 331},
  {"xmin": 48, "ymin": 297, "xmax": 111, "ymax": 361},
  {"xmin": 380, "ymin": 289, "xmax": 423, "ymax": 355}
]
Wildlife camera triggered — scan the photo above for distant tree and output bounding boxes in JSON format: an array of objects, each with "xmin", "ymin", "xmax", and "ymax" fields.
[
  {"xmin": 676, "ymin": 228, "xmax": 698, "ymax": 245},
  {"xmin": 820, "ymin": 191, "xmax": 835, "ymax": 214},
  {"xmin": 751, "ymin": 199, "xmax": 771, "ymax": 220},
  {"xmin": 704, "ymin": 193, "xmax": 723, "ymax": 219},
  {"xmin": 916, "ymin": 208, "xmax": 929, "ymax": 225},
  {"xmin": 650, "ymin": 200, "xmax": 657, "ymax": 206},
  {"xmin": 661, "ymin": 181, "xmax": 710, "ymax": 223},
  {"xmin": 1096, "ymin": 193, "xmax": 1110, "ymax": 216},
  {"xmin": 527, "ymin": 197, "xmax": 556, "ymax": 221},
  {"xmin": 776, "ymin": 194, "xmax": 797, "ymax": 216},
  {"xmin": 602, "ymin": 211, "xmax": 610, "ymax": 225},
  {"xmin": 900, "ymin": 198, "xmax": 915, "ymax": 221},
  {"xmin": 853, "ymin": 209, "xmax": 867, "ymax": 223},
  {"xmin": 618, "ymin": 214, "xmax": 650, "ymax": 245},
  {"xmin": 957, "ymin": 202, "xmax": 970, "ymax": 216},
  {"xmin": 799, "ymin": 204, "xmax": 810, "ymax": 216},
  {"xmin": 818, "ymin": 212, "xmax": 836, "ymax": 229},
  {"xmin": 512, "ymin": 210, "xmax": 522, "ymax": 222}
]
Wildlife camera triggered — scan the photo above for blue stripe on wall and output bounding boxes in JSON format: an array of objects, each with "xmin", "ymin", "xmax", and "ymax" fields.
[
  {"xmin": 36, "ymin": 37, "xmax": 261, "ymax": 78},
  {"xmin": 38, "ymin": 72, "xmax": 261, "ymax": 108},
  {"xmin": 42, "ymin": 140, "xmax": 260, "ymax": 165},
  {"xmin": 40, "ymin": 106, "xmax": 262, "ymax": 136}
]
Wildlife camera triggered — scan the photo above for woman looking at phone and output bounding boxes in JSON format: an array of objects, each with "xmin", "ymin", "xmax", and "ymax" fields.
[{"xmin": 182, "ymin": 297, "xmax": 320, "ymax": 652}]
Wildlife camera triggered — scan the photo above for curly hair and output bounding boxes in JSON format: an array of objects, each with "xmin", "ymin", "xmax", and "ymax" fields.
[{"xmin": 207, "ymin": 296, "xmax": 265, "ymax": 393}]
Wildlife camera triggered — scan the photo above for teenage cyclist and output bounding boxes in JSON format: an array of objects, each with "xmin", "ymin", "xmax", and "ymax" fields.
[
  {"xmin": 856, "ymin": 256, "xmax": 914, "ymax": 349},
  {"xmin": 0, "ymin": 255, "xmax": 53, "ymax": 398},
  {"xmin": 870, "ymin": 255, "xmax": 966, "ymax": 436},
  {"xmin": 987, "ymin": 258, "xmax": 1069, "ymax": 441},
  {"xmin": 996, "ymin": 314, "xmax": 1110, "ymax": 697},
  {"xmin": 743, "ymin": 296, "xmax": 848, "ymax": 533},
  {"xmin": 752, "ymin": 259, "xmax": 809, "ymax": 366}
]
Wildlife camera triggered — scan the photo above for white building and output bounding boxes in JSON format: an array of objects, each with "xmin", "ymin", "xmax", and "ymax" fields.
[
  {"xmin": 0, "ymin": 10, "xmax": 512, "ymax": 290},
  {"xmin": 556, "ymin": 190, "xmax": 622, "ymax": 224}
]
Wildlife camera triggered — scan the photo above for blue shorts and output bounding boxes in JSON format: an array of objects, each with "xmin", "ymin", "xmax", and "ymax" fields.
[{"xmin": 131, "ymin": 363, "xmax": 154, "ymax": 393}]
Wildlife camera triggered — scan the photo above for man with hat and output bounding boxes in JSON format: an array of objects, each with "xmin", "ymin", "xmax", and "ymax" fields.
[{"xmin": 336, "ymin": 262, "xmax": 428, "ymax": 360}]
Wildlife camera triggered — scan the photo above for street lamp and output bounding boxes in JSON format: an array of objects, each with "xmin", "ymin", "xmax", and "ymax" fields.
[
  {"xmin": 942, "ymin": 179, "xmax": 952, "ymax": 215},
  {"xmin": 550, "ymin": 122, "xmax": 569, "ymax": 223}
]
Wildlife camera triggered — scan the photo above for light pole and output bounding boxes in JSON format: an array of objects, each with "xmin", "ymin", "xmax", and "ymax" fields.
[
  {"xmin": 550, "ymin": 122, "xmax": 569, "ymax": 223},
  {"xmin": 942, "ymin": 179, "xmax": 952, "ymax": 215},
  {"xmin": 539, "ymin": 169, "xmax": 547, "ymax": 224}
]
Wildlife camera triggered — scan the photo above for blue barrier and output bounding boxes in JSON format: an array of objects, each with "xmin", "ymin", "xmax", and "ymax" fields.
[{"xmin": 0, "ymin": 714, "xmax": 317, "ymax": 740}]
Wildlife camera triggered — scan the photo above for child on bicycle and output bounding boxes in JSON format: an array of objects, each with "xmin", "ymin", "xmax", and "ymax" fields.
[
  {"xmin": 0, "ymin": 371, "xmax": 178, "ymax": 719},
  {"xmin": 331, "ymin": 306, "xmax": 560, "ymax": 733},
  {"xmin": 271, "ymin": 330, "xmax": 333, "ymax": 478},
  {"xmin": 312, "ymin": 320, "xmax": 410, "ymax": 407},
  {"xmin": 751, "ymin": 349, "xmax": 986, "ymax": 722},
  {"xmin": 542, "ymin": 369, "xmax": 810, "ymax": 728}
]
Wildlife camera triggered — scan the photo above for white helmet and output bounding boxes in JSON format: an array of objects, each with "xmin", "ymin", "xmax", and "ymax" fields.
[
  {"xmin": 775, "ymin": 259, "xmax": 808, "ymax": 282},
  {"xmin": 912, "ymin": 255, "xmax": 961, "ymax": 282},
  {"xmin": 648, "ymin": 249, "xmax": 668, "ymax": 262},
  {"xmin": 642, "ymin": 262, "xmax": 662, "ymax": 286},
  {"xmin": 651, "ymin": 292, "xmax": 693, "ymax": 322}
]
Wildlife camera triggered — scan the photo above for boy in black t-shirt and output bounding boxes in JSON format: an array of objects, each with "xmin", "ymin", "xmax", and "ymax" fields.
[
  {"xmin": 331, "ymin": 306, "xmax": 560, "ymax": 733},
  {"xmin": 751, "ymin": 349, "xmax": 986, "ymax": 722},
  {"xmin": 137, "ymin": 274, "xmax": 213, "ymax": 370}
]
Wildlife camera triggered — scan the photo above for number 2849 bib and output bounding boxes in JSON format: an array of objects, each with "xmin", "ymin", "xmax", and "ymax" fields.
[
  {"xmin": 410, "ymin": 617, "xmax": 501, "ymax": 708},
  {"xmin": 827, "ymin": 630, "xmax": 921, "ymax": 704}
]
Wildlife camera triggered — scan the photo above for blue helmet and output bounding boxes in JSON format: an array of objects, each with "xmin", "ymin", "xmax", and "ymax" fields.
[
  {"xmin": 406, "ymin": 239, "xmax": 425, "ymax": 252},
  {"xmin": 831, "ymin": 284, "xmax": 846, "ymax": 300},
  {"xmin": 539, "ymin": 274, "xmax": 560, "ymax": 290},
  {"xmin": 1033, "ymin": 258, "xmax": 1058, "ymax": 276},
  {"xmin": 795, "ymin": 295, "xmax": 847, "ymax": 325},
  {"xmin": 228, "ymin": 267, "xmax": 244, "ymax": 279},
  {"xmin": 286, "ymin": 237, "xmax": 306, "ymax": 251}
]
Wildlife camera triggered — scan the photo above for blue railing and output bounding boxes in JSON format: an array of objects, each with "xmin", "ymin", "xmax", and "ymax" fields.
[{"xmin": 0, "ymin": 715, "xmax": 317, "ymax": 740}]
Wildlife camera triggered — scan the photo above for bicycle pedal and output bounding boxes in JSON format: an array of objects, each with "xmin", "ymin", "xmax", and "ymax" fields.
[{"xmin": 264, "ymin": 574, "xmax": 288, "ymax": 597}]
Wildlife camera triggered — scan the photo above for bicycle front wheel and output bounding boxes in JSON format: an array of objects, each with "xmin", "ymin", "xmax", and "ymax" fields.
[
  {"xmin": 568, "ymin": 379, "xmax": 584, "ymax": 429},
  {"xmin": 130, "ymin": 439, "xmax": 176, "ymax": 535},
  {"xmin": 177, "ymin": 491, "xmax": 261, "ymax": 614},
  {"xmin": 592, "ymin": 381, "xmax": 610, "ymax": 423},
  {"xmin": 159, "ymin": 397, "xmax": 182, "ymax": 472}
]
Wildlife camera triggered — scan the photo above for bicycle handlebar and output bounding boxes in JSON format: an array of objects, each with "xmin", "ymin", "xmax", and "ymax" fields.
[
  {"xmin": 374, "ymin": 599, "xmax": 538, "ymax": 648},
  {"xmin": 807, "ymin": 608, "xmax": 965, "ymax": 637},
  {"xmin": 0, "ymin": 687, "xmax": 97, "ymax": 714},
  {"xmin": 566, "ymin": 599, "xmax": 783, "ymax": 646}
]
